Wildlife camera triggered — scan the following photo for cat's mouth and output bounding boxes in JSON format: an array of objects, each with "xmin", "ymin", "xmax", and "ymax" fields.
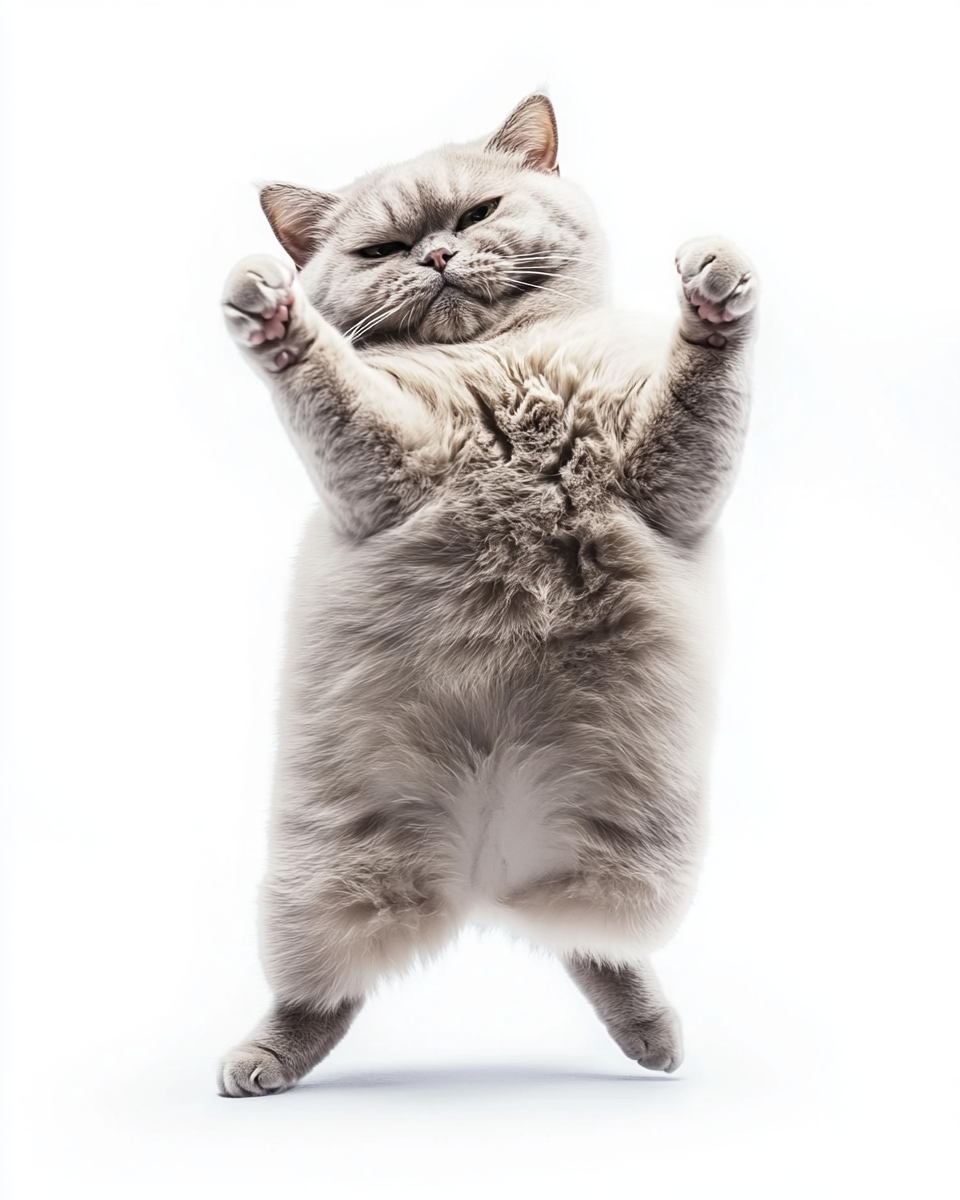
[
  {"xmin": 425, "ymin": 275, "xmax": 466, "ymax": 310},
  {"xmin": 427, "ymin": 284, "xmax": 461, "ymax": 315},
  {"xmin": 430, "ymin": 273, "xmax": 493, "ymax": 306},
  {"xmin": 417, "ymin": 278, "xmax": 490, "ymax": 343}
]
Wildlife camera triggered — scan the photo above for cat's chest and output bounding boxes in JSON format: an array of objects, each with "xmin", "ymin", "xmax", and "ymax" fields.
[
  {"xmin": 465, "ymin": 370, "xmax": 625, "ymax": 519},
  {"xmin": 433, "ymin": 371, "xmax": 634, "ymax": 607}
]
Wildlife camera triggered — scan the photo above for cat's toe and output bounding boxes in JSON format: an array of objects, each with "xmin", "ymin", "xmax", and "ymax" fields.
[
  {"xmin": 617, "ymin": 1009, "xmax": 684, "ymax": 1074},
  {"xmin": 218, "ymin": 1044, "xmax": 296, "ymax": 1098},
  {"xmin": 636, "ymin": 1042, "xmax": 682, "ymax": 1073},
  {"xmin": 675, "ymin": 237, "xmax": 757, "ymax": 346},
  {"xmin": 222, "ymin": 255, "xmax": 297, "ymax": 350}
]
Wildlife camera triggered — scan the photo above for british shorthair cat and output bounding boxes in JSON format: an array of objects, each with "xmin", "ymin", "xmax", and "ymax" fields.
[{"xmin": 218, "ymin": 94, "xmax": 757, "ymax": 1096}]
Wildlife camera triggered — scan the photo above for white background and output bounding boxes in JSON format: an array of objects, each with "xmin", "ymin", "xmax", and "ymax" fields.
[{"xmin": 1, "ymin": 1, "xmax": 957, "ymax": 1196}]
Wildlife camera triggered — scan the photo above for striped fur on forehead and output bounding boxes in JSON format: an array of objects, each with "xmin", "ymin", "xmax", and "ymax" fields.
[{"xmin": 339, "ymin": 148, "xmax": 544, "ymax": 244}]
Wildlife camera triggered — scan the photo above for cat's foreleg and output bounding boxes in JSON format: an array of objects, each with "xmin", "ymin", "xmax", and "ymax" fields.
[
  {"xmin": 564, "ymin": 953, "xmax": 683, "ymax": 1073},
  {"xmin": 223, "ymin": 255, "xmax": 436, "ymax": 537},
  {"xmin": 626, "ymin": 238, "xmax": 758, "ymax": 543},
  {"xmin": 218, "ymin": 997, "xmax": 363, "ymax": 1098}
]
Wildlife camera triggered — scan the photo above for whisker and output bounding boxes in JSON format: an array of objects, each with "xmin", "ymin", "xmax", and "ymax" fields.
[
  {"xmin": 343, "ymin": 299, "xmax": 397, "ymax": 341},
  {"xmin": 347, "ymin": 300, "xmax": 407, "ymax": 344},
  {"xmin": 401, "ymin": 302, "xmax": 419, "ymax": 340},
  {"xmin": 501, "ymin": 264, "xmax": 584, "ymax": 283},
  {"xmin": 358, "ymin": 300, "xmax": 409, "ymax": 336},
  {"xmin": 501, "ymin": 277, "xmax": 579, "ymax": 302},
  {"xmin": 503, "ymin": 269, "xmax": 576, "ymax": 279},
  {"xmin": 503, "ymin": 271, "xmax": 580, "ymax": 289},
  {"xmin": 344, "ymin": 304, "xmax": 388, "ymax": 338},
  {"xmin": 472, "ymin": 276, "xmax": 499, "ymax": 303},
  {"xmin": 501, "ymin": 253, "xmax": 587, "ymax": 264},
  {"xmin": 348, "ymin": 309, "xmax": 398, "ymax": 341},
  {"xmin": 504, "ymin": 252, "xmax": 585, "ymax": 259}
]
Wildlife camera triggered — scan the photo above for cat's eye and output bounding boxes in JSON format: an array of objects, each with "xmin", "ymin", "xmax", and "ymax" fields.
[
  {"xmin": 357, "ymin": 241, "xmax": 408, "ymax": 259},
  {"xmin": 456, "ymin": 198, "xmax": 501, "ymax": 231}
]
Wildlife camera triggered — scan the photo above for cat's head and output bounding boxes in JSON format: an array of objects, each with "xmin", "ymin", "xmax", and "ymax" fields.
[{"xmin": 259, "ymin": 96, "xmax": 606, "ymax": 346}]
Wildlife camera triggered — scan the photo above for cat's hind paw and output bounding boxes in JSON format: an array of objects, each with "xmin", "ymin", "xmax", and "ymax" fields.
[
  {"xmin": 675, "ymin": 237, "xmax": 757, "ymax": 349},
  {"xmin": 217, "ymin": 1043, "xmax": 300, "ymax": 1098},
  {"xmin": 618, "ymin": 1008, "xmax": 684, "ymax": 1074},
  {"xmin": 222, "ymin": 255, "xmax": 301, "ymax": 371}
]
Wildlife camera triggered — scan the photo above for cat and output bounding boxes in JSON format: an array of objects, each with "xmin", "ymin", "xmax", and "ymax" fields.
[{"xmin": 217, "ymin": 94, "xmax": 757, "ymax": 1096}]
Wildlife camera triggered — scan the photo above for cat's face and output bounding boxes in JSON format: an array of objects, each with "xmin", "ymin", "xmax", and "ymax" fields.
[{"xmin": 260, "ymin": 97, "xmax": 606, "ymax": 346}]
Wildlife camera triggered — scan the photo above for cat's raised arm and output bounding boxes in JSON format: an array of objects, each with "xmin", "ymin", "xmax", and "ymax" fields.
[
  {"xmin": 223, "ymin": 255, "xmax": 437, "ymax": 538},
  {"xmin": 624, "ymin": 238, "xmax": 758, "ymax": 545}
]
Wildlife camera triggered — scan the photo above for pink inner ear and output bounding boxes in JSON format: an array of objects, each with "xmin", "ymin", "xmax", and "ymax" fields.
[
  {"xmin": 260, "ymin": 185, "xmax": 341, "ymax": 269},
  {"xmin": 487, "ymin": 95, "xmax": 559, "ymax": 174}
]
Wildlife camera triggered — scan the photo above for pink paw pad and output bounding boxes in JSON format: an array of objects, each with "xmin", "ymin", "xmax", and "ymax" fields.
[
  {"xmin": 674, "ymin": 240, "xmax": 757, "ymax": 351},
  {"xmin": 247, "ymin": 293, "xmax": 294, "ymax": 347},
  {"xmin": 684, "ymin": 290, "xmax": 730, "ymax": 325}
]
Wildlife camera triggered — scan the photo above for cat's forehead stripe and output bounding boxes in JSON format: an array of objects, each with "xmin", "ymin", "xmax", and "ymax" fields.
[{"xmin": 348, "ymin": 152, "xmax": 506, "ymax": 239}]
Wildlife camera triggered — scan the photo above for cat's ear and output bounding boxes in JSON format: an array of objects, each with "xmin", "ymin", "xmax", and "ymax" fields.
[
  {"xmin": 486, "ymin": 95, "xmax": 559, "ymax": 175},
  {"xmin": 259, "ymin": 184, "xmax": 341, "ymax": 268}
]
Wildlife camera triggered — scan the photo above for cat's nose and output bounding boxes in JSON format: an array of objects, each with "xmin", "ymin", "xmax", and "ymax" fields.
[{"xmin": 421, "ymin": 247, "xmax": 456, "ymax": 272}]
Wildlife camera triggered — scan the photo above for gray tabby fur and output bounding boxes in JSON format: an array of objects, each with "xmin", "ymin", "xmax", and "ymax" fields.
[{"xmin": 217, "ymin": 95, "xmax": 757, "ymax": 1096}]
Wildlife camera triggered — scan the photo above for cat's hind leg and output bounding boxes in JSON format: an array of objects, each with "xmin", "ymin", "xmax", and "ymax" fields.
[
  {"xmin": 218, "ymin": 798, "xmax": 462, "ymax": 1096},
  {"xmin": 564, "ymin": 953, "xmax": 683, "ymax": 1073},
  {"xmin": 218, "ymin": 874, "xmax": 457, "ymax": 1098},
  {"xmin": 218, "ymin": 997, "xmax": 362, "ymax": 1098}
]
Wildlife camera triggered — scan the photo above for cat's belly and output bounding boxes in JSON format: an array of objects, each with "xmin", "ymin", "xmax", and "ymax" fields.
[
  {"xmin": 451, "ymin": 746, "xmax": 581, "ymax": 901},
  {"xmin": 294, "ymin": 470, "xmax": 710, "ymax": 641},
  {"xmin": 282, "ymin": 504, "xmax": 717, "ymax": 774},
  {"xmin": 273, "ymin": 507, "xmax": 718, "ymax": 950},
  {"xmin": 438, "ymin": 684, "xmax": 708, "ymax": 946}
]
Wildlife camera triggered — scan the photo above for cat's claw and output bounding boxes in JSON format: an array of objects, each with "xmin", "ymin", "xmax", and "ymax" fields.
[
  {"xmin": 218, "ymin": 1044, "xmax": 299, "ymax": 1098},
  {"xmin": 223, "ymin": 254, "xmax": 300, "ymax": 370},
  {"xmin": 675, "ymin": 237, "xmax": 758, "ymax": 349}
]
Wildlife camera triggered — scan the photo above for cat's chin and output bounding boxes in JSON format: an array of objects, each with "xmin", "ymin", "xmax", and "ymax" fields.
[{"xmin": 416, "ymin": 288, "xmax": 495, "ymax": 344}]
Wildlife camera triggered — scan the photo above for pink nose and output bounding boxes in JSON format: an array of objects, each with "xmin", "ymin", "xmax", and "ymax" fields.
[{"xmin": 422, "ymin": 248, "xmax": 455, "ymax": 272}]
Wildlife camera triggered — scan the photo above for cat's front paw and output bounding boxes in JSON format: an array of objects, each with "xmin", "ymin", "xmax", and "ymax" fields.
[
  {"xmin": 675, "ymin": 238, "xmax": 757, "ymax": 349},
  {"xmin": 218, "ymin": 1042, "xmax": 300, "ymax": 1098},
  {"xmin": 222, "ymin": 255, "xmax": 303, "ymax": 371}
]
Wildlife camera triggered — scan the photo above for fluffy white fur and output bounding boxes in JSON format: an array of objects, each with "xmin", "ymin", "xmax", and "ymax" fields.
[{"xmin": 217, "ymin": 95, "xmax": 757, "ymax": 1096}]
